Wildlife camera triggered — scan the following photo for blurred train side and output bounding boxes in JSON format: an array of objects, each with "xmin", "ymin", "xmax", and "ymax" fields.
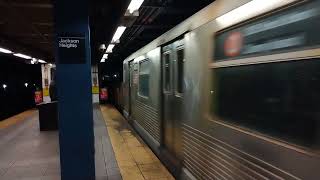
[{"xmin": 120, "ymin": 0, "xmax": 320, "ymax": 179}]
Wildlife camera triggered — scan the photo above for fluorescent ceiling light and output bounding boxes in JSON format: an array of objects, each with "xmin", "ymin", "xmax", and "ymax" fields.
[
  {"xmin": 102, "ymin": 54, "xmax": 108, "ymax": 59},
  {"xmin": 0, "ymin": 47, "xmax": 12, "ymax": 54},
  {"xmin": 216, "ymin": 0, "xmax": 297, "ymax": 27},
  {"xmin": 100, "ymin": 59, "xmax": 106, "ymax": 63},
  {"xmin": 112, "ymin": 26, "xmax": 126, "ymax": 43},
  {"xmin": 14, "ymin": 53, "xmax": 32, "ymax": 59},
  {"xmin": 31, "ymin": 58, "xmax": 37, "ymax": 64},
  {"xmin": 100, "ymin": 44, "xmax": 106, "ymax": 50},
  {"xmin": 128, "ymin": 0, "xmax": 144, "ymax": 13},
  {"xmin": 106, "ymin": 44, "xmax": 115, "ymax": 53},
  {"xmin": 38, "ymin": 59, "xmax": 47, "ymax": 63}
]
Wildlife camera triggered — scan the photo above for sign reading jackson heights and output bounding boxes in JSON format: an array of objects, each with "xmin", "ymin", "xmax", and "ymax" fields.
[
  {"xmin": 57, "ymin": 35, "xmax": 86, "ymax": 64},
  {"xmin": 59, "ymin": 38, "xmax": 81, "ymax": 48}
]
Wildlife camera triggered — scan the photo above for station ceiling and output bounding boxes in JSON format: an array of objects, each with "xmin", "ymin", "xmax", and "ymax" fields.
[
  {"xmin": 0, "ymin": 0, "xmax": 54, "ymax": 62},
  {"xmin": 104, "ymin": 0, "xmax": 214, "ymax": 63},
  {"xmin": 98, "ymin": 0, "xmax": 214, "ymax": 75},
  {"xmin": 0, "ymin": 0, "xmax": 213, "ymax": 66}
]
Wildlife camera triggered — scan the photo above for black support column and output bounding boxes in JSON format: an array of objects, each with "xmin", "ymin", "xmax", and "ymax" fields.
[{"xmin": 53, "ymin": 0, "xmax": 95, "ymax": 179}]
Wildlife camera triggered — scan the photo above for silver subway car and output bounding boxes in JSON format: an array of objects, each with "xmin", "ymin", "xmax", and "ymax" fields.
[{"xmin": 122, "ymin": 0, "xmax": 320, "ymax": 179}]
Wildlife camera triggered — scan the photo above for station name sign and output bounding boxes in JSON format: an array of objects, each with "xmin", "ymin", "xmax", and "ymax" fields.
[
  {"xmin": 59, "ymin": 38, "xmax": 81, "ymax": 48},
  {"xmin": 57, "ymin": 35, "xmax": 86, "ymax": 64}
]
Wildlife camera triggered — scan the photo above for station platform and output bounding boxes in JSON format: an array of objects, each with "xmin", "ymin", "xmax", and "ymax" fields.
[
  {"xmin": 99, "ymin": 105, "xmax": 174, "ymax": 180},
  {"xmin": 0, "ymin": 105, "xmax": 174, "ymax": 180},
  {"xmin": 0, "ymin": 110, "xmax": 60, "ymax": 180}
]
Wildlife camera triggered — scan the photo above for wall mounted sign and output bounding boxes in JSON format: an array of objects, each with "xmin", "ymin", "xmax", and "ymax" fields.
[
  {"xmin": 34, "ymin": 91, "xmax": 43, "ymax": 104},
  {"xmin": 57, "ymin": 35, "xmax": 86, "ymax": 64},
  {"xmin": 100, "ymin": 88, "xmax": 108, "ymax": 101}
]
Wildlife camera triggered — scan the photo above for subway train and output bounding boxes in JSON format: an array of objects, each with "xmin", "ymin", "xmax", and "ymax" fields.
[{"xmin": 121, "ymin": 0, "xmax": 320, "ymax": 179}]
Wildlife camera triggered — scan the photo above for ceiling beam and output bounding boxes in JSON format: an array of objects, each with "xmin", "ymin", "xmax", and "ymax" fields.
[
  {"xmin": 142, "ymin": 5, "xmax": 164, "ymax": 9},
  {"xmin": 0, "ymin": 34, "xmax": 51, "ymax": 61},
  {"xmin": 162, "ymin": 7, "xmax": 194, "ymax": 15},
  {"xmin": 2, "ymin": 0, "xmax": 49, "ymax": 43},
  {"xmin": 141, "ymin": 0, "xmax": 169, "ymax": 9},
  {"xmin": 32, "ymin": 22, "xmax": 54, "ymax": 26},
  {"xmin": 131, "ymin": 24, "xmax": 173, "ymax": 29},
  {"xmin": 142, "ymin": 4, "xmax": 194, "ymax": 15},
  {"xmin": 0, "ymin": 2, "xmax": 53, "ymax": 8},
  {"xmin": 3, "ymin": 33, "xmax": 54, "ymax": 37},
  {"xmin": 0, "ymin": 22, "xmax": 53, "ymax": 26}
]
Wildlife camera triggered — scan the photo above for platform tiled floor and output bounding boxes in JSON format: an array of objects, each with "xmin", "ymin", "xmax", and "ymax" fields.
[
  {"xmin": 100, "ymin": 105, "xmax": 175, "ymax": 180},
  {"xmin": 0, "ymin": 110, "xmax": 60, "ymax": 180},
  {"xmin": 93, "ymin": 105, "xmax": 122, "ymax": 180},
  {"xmin": 0, "ymin": 106, "xmax": 172, "ymax": 180},
  {"xmin": 0, "ymin": 107, "xmax": 124, "ymax": 180}
]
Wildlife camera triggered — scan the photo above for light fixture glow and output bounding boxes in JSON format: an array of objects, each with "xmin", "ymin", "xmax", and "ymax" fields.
[
  {"xmin": 38, "ymin": 59, "xmax": 47, "ymax": 63},
  {"xmin": 216, "ymin": 0, "xmax": 298, "ymax": 27},
  {"xmin": 31, "ymin": 58, "xmax": 38, "ymax": 64},
  {"xmin": 100, "ymin": 59, "xmax": 106, "ymax": 63},
  {"xmin": 0, "ymin": 47, "xmax": 12, "ymax": 54},
  {"xmin": 128, "ymin": 0, "xmax": 144, "ymax": 13},
  {"xmin": 13, "ymin": 53, "xmax": 32, "ymax": 59},
  {"xmin": 106, "ymin": 44, "xmax": 115, "ymax": 53},
  {"xmin": 24, "ymin": 83, "xmax": 28, "ymax": 87},
  {"xmin": 102, "ymin": 54, "xmax": 108, "ymax": 59},
  {"xmin": 112, "ymin": 26, "xmax": 126, "ymax": 43},
  {"xmin": 48, "ymin": 63, "xmax": 53, "ymax": 67},
  {"xmin": 2, "ymin": 84, "xmax": 7, "ymax": 89},
  {"xmin": 100, "ymin": 44, "xmax": 106, "ymax": 50}
]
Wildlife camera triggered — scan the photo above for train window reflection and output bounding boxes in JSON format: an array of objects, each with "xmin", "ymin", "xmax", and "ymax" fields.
[
  {"xmin": 176, "ymin": 49, "xmax": 184, "ymax": 94},
  {"xmin": 212, "ymin": 58, "xmax": 320, "ymax": 148},
  {"xmin": 163, "ymin": 53, "xmax": 171, "ymax": 92},
  {"xmin": 129, "ymin": 63, "xmax": 134, "ymax": 88},
  {"xmin": 139, "ymin": 59, "xmax": 150, "ymax": 97},
  {"xmin": 123, "ymin": 68, "xmax": 126, "ymax": 83}
]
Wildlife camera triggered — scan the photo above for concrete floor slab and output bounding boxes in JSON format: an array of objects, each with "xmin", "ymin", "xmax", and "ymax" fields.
[{"xmin": 0, "ymin": 110, "xmax": 60, "ymax": 180}]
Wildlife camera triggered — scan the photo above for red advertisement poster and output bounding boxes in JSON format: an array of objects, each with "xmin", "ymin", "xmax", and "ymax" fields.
[
  {"xmin": 100, "ymin": 88, "xmax": 108, "ymax": 101},
  {"xmin": 34, "ymin": 91, "xmax": 43, "ymax": 104},
  {"xmin": 224, "ymin": 31, "xmax": 243, "ymax": 57}
]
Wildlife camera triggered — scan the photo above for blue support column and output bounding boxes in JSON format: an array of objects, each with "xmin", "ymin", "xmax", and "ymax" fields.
[{"xmin": 53, "ymin": 0, "xmax": 95, "ymax": 179}]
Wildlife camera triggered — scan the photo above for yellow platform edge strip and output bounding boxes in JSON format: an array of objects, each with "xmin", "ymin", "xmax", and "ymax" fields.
[
  {"xmin": 0, "ymin": 110, "xmax": 36, "ymax": 129},
  {"xmin": 100, "ymin": 105, "xmax": 175, "ymax": 180}
]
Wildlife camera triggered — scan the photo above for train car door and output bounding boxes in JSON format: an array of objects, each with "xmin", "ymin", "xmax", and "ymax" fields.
[
  {"xmin": 162, "ymin": 39, "xmax": 185, "ymax": 159},
  {"xmin": 172, "ymin": 40, "xmax": 184, "ymax": 158}
]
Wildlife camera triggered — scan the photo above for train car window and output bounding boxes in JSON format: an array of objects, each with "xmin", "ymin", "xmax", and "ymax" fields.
[
  {"xmin": 163, "ymin": 53, "xmax": 171, "ymax": 92},
  {"xmin": 176, "ymin": 48, "xmax": 184, "ymax": 94},
  {"xmin": 212, "ymin": 58, "xmax": 320, "ymax": 148},
  {"xmin": 139, "ymin": 59, "xmax": 150, "ymax": 97}
]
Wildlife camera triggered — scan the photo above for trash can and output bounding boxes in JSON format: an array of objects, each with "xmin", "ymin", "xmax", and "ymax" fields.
[{"xmin": 37, "ymin": 101, "xmax": 58, "ymax": 131}]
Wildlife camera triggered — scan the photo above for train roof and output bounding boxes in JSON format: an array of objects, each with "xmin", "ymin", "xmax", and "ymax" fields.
[{"xmin": 123, "ymin": 0, "xmax": 251, "ymax": 63}]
